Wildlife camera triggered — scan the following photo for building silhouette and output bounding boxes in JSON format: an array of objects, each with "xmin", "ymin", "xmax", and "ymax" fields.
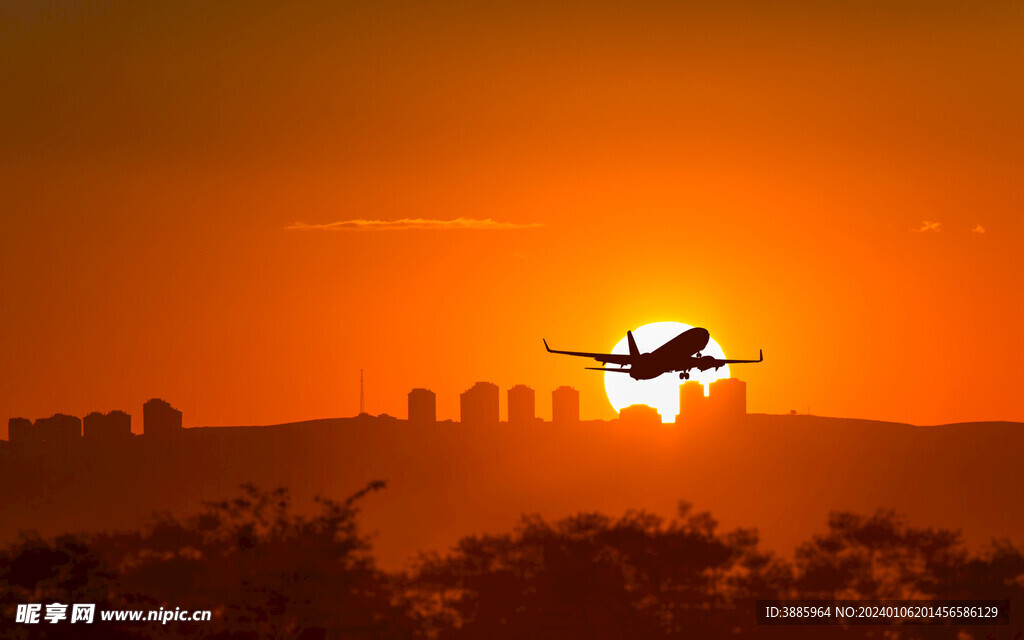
[
  {"xmin": 407, "ymin": 388, "xmax": 436, "ymax": 424},
  {"xmin": 619, "ymin": 404, "xmax": 661, "ymax": 426},
  {"xmin": 143, "ymin": 398, "xmax": 182, "ymax": 436},
  {"xmin": 8, "ymin": 414, "xmax": 80, "ymax": 445},
  {"xmin": 8, "ymin": 417, "xmax": 33, "ymax": 444},
  {"xmin": 84, "ymin": 410, "xmax": 132, "ymax": 440},
  {"xmin": 552, "ymin": 386, "xmax": 580, "ymax": 424},
  {"xmin": 460, "ymin": 382, "xmax": 499, "ymax": 426},
  {"xmin": 35, "ymin": 414, "xmax": 82, "ymax": 443},
  {"xmin": 677, "ymin": 378, "xmax": 747, "ymax": 424},
  {"xmin": 677, "ymin": 381, "xmax": 708, "ymax": 424},
  {"xmin": 507, "ymin": 385, "xmax": 536, "ymax": 426},
  {"xmin": 709, "ymin": 378, "xmax": 746, "ymax": 419}
]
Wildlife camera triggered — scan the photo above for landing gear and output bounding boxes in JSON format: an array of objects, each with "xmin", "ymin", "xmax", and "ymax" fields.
[{"xmin": 679, "ymin": 371, "xmax": 690, "ymax": 380}]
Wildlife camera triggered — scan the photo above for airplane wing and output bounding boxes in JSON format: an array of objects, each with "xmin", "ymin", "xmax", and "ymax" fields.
[
  {"xmin": 585, "ymin": 367, "xmax": 633, "ymax": 373},
  {"xmin": 543, "ymin": 339, "xmax": 635, "ymax": 365},
  {"xmin": 706, "ymin": 349, "xmax": 764, "ymax": 365}
]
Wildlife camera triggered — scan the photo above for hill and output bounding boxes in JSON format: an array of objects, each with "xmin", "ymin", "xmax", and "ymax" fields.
[{"xmin": 1, "ymin": 413, "xmax": 1020, "ymax": 569}]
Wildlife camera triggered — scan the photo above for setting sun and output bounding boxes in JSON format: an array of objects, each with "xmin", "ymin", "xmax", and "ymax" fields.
[{"xmin": 604, "ymin": 321, "xmax": 731, "ymax": 422}]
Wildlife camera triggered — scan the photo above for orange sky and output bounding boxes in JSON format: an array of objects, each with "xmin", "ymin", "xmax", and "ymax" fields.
[{"xmin": 2, "ymin": 0, "xmax": 1022, "ymax": 433}]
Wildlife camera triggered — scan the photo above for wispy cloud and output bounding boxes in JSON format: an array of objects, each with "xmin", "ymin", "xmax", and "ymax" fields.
[
  {"xmin": 971, "ymin": 224, "xmax": 986, "ymax": 234},
  {"xmin": 285, "ymin": 217, "xmax": 544, "ymax": 231},
  {"xmin": 912, "ymin": 220, "xmax": 942, "ymax": 233}
]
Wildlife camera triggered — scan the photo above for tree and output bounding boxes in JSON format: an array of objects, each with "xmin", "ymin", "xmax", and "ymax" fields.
[{"xmin": 410, "ymin": 502, "xmax": 791, "ymax": 639}]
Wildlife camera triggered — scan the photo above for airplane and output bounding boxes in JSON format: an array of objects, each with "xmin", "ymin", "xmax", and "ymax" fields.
[{"xmin": 543, "ymin": 327, "xmax": 762, "ymax": 381}]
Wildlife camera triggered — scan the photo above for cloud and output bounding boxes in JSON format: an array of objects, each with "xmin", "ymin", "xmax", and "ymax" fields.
[
  {"xmin": 285, "ymin": 217, "xmax": 544, "ymax": 231},
  {"xmin": 971, "ymin": 224, "xmax": 986, "ymax": 234},
  {"xmin": 912, "ymin": 220, "xmax": 942, "ymax": 233}
]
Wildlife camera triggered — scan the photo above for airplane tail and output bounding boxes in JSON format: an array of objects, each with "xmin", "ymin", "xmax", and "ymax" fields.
[{"xmin": 626, "ymin": 330, "xmax": 639, "ymax": 357}]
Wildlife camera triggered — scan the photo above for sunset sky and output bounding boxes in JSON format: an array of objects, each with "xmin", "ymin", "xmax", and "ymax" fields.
[{"xmin": 2, "ymin": 0, "xmax": 1022, "ymax": 433}]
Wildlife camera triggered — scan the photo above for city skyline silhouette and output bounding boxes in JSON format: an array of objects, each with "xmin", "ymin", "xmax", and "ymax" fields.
[{"xmin": 4, "ymin": 374, "xmax": 749, "ymax": 439}]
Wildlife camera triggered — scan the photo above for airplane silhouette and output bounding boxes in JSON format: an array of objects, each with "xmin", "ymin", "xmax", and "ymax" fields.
[{"xmin": 543, "ymin": 327, "xmax": 763, "ymax": 381}]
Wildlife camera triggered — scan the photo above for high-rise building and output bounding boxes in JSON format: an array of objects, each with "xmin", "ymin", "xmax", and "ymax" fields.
[
  {"xmin": 143, "ymin": 398, "xmax": 183, "ymax": 436},
  {"xmin": 408, "ymin": 388, "xmax": 436, "ymax": 424},
  {"xmin": 709, "ymin": 378, "xmax": 746, "ymax": 420},
  {"xmin": 552, "ymin": 386, "xmax": 580, "ymax": 424},
  {"xmin": 619, "ymin": 403, "xmax": 662, "ymax": 426},
  {"xmin": 9, "ymin": 415, "xmax": 82, "ymax": 445},
  {"xmin": 83, "ymin": 410, "xmax": 132, "ymax": 440},
  {"xmin": 460, "ymin": 382, "xmax": 499, "ymax": 426},
  {"xmin": 507, "ymin": 385, "xmax": 535, "ymax": 425},
  {"xmin": 34, "ymin": 414, "xmax": 82, "ymax": 442},
  {"xmin": 8, "ymin": 417, "xmax": 33, "ymax": 444},
  {"xmin": 677, "ymin": 381, "xmax": 708, "ymax": 424}
]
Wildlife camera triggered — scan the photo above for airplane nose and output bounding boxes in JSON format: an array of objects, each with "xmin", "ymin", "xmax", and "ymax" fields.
[{"xmin": 696, "ymin": 328, "xmax": 711, "ymax": 349}]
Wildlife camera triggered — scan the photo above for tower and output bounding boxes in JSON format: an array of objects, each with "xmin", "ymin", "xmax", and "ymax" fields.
[
  {"xmin": 84, "ymin": 410, "xmax": 132, "ymax": 440},
  {"xmin": 507, "ymin": 385, "xmax": 536, "ymax": 425},
  {"xmin": 552, "ymin": 386, "xmax": 580, "ymax": 424},
  {"xmin": 360, "ymin": 368, "xmax": 366, "ymax": 415},
  {"xmin": 460, "ymin": 382, "xmax": 499, "ymax": 426},
  {"xmin": 677, "ymin": 381, "xmax": 708, "ymax": 424},
  {"xmin": 708, "ymin": 378, "xmax": 747, "ymax": 421},
  {"xmin": 8, "ymin": 417, "xmax": 33, "ymax": 444},
  {"xmin": 143, "ymin": 399, "xmax": 182, "ymax": 436},
  {"xmin": 408, "ymin": 388, "xmax": 437, "ymax": 424}
]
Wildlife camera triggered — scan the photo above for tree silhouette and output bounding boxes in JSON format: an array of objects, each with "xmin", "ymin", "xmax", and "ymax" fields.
[
  {"xmin": 1, "ymin": 491, "xmax": 1022, "ymax": 639},
  {"xmin": 794, "ymin": 509, "xmax": 967, "ymax": 600},
  {"xmin": 0, "ymin": 480, "xmax": 418, "ymax": 639},
  {"xmin": 410, "ymin": 502, "xmax": 791, "ymax": 639}
]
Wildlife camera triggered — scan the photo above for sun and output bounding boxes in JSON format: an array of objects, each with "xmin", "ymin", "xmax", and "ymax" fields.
[{"xmin": 604, "ymin": 321, "xmax": 731, "ymax": 423}]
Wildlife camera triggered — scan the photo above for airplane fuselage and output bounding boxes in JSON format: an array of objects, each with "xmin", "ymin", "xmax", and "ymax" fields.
[{"xmin": 627, "ymin": 327, "xmax": 710, "ymax": 380}]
